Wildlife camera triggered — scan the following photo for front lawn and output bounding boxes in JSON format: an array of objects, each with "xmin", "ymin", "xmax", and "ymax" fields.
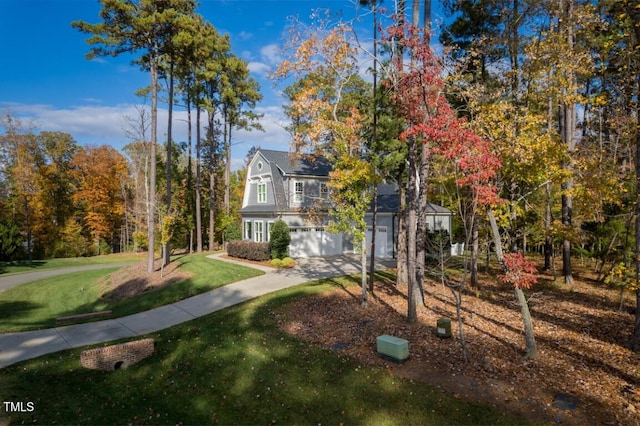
[
  {"xmin": 0, "ymin": 253, "xmax": 145, "ymax": 276},
  {"xmin": 0, "ymin": 253, "xmax": 262, "ymax": 332},
  {"xmin": 1, "ymin": 276, "xmax": 527, "ymax": 425}
]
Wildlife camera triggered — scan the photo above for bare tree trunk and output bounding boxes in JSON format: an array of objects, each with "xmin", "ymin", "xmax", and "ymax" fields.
[
  {"xmin": 559, "ymin": 0, "xmax": 576, "ymax": 286},
  {"xmin": 407, "ymin": 139, "xmax": 420, "ymax": 323},
  {"xmin": 471, "ymin": 214, "xmax": 479, "ymax": 288},
  {"xmin": 369, "ymin": 184, "xmax": 378, "ymax": 292},
  {"xmin": 416, "ymin": 142, "xmax": 429, "ymax": 304},
  {"xmin": 361, "ymin": 238, "xmax": 368, "ymax": 307},
  {"xmin": 397, "ymin": 169, "xmax": 408, "ymax": 286},
  {"xmin": 544, "ymin": 182, "xmax": 553, "ymax": 270},
  {"xmin": 224, "ymin": 111, "xmax": 231, "ymax": 217},
  {"xmin": 208, "ymin": 110, "xmax": 216, "ymax": 250},
  {"xmin": 195, "ymin": 106, "xmax": 203, "ymax": 253},
  {"xmin": 164, "ymin": 60, "xmax": 174, "ymax": 266},
  {"xmin": 186, "ymin": 94, "xmax": 193, "ymax": 253},
  {"xmin": 209, "ymin": 166, "xmax": 215, "ymax": 250},
  {"xmin": 147, "ymin": 55, "xmax": 158, "ymax": 273},
  {"xmin": 488, "ymin": 208, "xmax": 538, "ymax": 359},
  {"xmin": 368, "ymin": 2, "xmax": 379, "ymax": 293}
]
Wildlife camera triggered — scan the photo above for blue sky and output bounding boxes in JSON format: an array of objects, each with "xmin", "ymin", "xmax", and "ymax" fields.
[{"xmin": 0, "ymin": 0, "xmax": 445, "ymax": 169}]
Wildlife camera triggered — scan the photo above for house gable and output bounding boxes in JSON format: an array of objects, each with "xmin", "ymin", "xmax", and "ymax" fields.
[{"xmin": 242, "ymin": 151, "xmax": 278, "ymax": 211}]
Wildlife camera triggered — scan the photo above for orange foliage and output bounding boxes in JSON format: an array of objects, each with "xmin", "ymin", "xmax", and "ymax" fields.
[{"xmin": 71, "ymin": 146, "xmax": 129, "ymax": 240}]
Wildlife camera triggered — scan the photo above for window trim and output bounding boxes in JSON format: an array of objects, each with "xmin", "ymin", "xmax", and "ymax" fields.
[
  {"xmin": 293, "ymin": 181, "xmax": 304, "ymax": 204},
  {"xmin": 254, "ymin": 220, "xmax": 264, "ymax": 242},
  {"xmin": 243, "ymin": 221, "xmax": 252, "ymax": 240},
  {"xmin": 320, "ymin": 182, "xmax": 328, "ymax": 199},
  {"xmin": 257, "ymin": 182, "xmax": 267, "ymax": 203},
  {"xmin": 267, "ymin": 221, "xmax": 274, "ymax": 242}
]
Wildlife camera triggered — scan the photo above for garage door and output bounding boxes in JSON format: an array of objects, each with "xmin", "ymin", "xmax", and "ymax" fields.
[
  {"xmin": 289, "ymin": 227, "xmax": 343, "ymax": 257},
  {"xmin": 366, "ymin": 226, "xmax": 389, "ymax": 259}
]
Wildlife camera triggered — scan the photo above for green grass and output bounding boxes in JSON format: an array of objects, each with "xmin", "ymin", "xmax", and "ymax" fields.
[
  {"xmin": 0, "ymin": 253, "xmax": 145, "ymax": 276},
  {"xmin": 0, "ymin": 253, "xmax": 262, "ymax": 332},
  {"xmin": 0, "ymin": 276, "xmax": 530, "ymax": 425}
]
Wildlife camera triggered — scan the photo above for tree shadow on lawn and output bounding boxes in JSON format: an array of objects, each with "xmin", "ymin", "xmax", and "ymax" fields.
[
  {"xmin": 0, "ymin": 260, "xmax": 46, "ymax": 275},
  {"xmin": 2, "ymin": 286, "xmax": 530, "ymax": 425},
  {"xmin": 0, "ymin": 300, "xmax": 47, "ymax": 330}
]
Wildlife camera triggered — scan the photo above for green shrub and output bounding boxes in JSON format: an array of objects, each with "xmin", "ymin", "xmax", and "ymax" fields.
[
  {"xmin": 269, "ymin": 219, "xmax": 291, "ymax": 259},
  {"xmin": 224, "ymin": 221, "xmax": 242, "ymax": 242},
  {"xmin": 282, "ymin": 257, "xmax": 296, "ymax": 268},
  {"xmin": 271, "ymin": 259, "xmax": 284, "ymax": 267},
  {"xmin": 132, "ymin": 231, "xmax": 148, "ymax": 251},
  {"xmin": 227, "ymin": 240, "xmax": 270, "ymax": 261},
  {"xmin": 0, "ymin": 219, "xmax": 24, "ymax": 261}
]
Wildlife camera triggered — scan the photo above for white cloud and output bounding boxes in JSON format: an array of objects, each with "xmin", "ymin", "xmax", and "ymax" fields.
[
  {"xmin": 248, "ymin": 61, "xmax": 271, "ymax": 76},
  {"xmin": 238, "ymin": 31, "xmax": 253, "ymax": 40},
  {"xmin": 260, "ymin": 43, "xmax": 282, "ymax": 65},
  {"xmin": 0, "ymin": 101, "xmax": 292, "ymax": 171},
  {"xmin": 232, "ymin": 105, "xmax": 291, "ymax": 162}
]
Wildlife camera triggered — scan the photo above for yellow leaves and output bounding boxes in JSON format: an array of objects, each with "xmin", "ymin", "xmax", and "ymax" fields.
[
  {"xmin": 71, "ymin": 145, "xmax": 128, "ymax": 240},
  {"xmin": 471, "ymin": 102, "xmax": 566, "ymax": 187},
  {"xmin": 274, "ymin": 16, "xmax": 358, "ymax": 84}
]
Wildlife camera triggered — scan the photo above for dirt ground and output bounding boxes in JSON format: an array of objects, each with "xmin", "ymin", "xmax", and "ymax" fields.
[
  {"xmin": 99, "ymin": 259, "xmax": 191, "ymax": 301},
  {"xmin": 274, "ymin": 263, "xmax": 640, "ymax": 425}
]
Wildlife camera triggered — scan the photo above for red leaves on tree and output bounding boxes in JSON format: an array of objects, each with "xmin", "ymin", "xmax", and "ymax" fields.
[
  {"xmin": 383, "ymin": 24, "xmax": 501, "ymax": 205},
  {"xmin": 500, "ymin": 252, "xmax": 538, "ymax": 289}
]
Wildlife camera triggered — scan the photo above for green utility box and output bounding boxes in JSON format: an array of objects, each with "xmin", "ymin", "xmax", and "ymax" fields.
[
  {"xmin": 437, "ymin": 317, "xmax": 452, "ymax": 338},
  {"xmin": 376, "ymin": 335, "xmax": 409, "ymax": 363}
]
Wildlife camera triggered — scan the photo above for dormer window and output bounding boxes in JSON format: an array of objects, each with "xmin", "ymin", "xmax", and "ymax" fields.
[{"xmin": 257, "ymin": 182, "xmax": 267, "ymax": 203}]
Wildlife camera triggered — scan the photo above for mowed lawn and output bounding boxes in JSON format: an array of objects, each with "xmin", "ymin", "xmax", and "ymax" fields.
[
  {"xmin": 1, "ymin": 277, "xmax": 529, "ymax": 425},
  {"xmin": 0, "ymin": 253, "xmax": 262, "ymax": 333},
  {"xmin": 0, "ymin": 253, "xmax": 145, "ymax": 276}
]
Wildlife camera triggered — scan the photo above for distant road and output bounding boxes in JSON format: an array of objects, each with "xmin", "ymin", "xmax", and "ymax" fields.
[{"xmin": 0, "ymin": 264, "xmax": 132, "ymax": 293}]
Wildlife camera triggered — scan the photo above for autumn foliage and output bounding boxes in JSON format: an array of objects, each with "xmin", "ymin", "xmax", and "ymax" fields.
[
  {"xmin": 383, "ymin": 25, "xmax": 501, "ymax": 205},
  {"xmin": 500, "ymin": 252, "xmax": 539, "ymax": 289}
]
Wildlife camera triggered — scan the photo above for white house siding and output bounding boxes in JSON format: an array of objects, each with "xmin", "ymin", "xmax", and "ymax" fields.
[{"xmin": 426, "ymin": 214, "xmax": 451, "ymax": 234}]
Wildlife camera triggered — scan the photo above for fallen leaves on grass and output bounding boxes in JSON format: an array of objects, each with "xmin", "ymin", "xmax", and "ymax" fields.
[{"xmin": 275, "ymin": 266, "xmax": 640, "ymax": 425}]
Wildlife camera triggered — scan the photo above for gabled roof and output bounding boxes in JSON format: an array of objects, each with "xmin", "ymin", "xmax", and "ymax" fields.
[{"xmin": 259, "ymin": 149, "xmax": 332, "ymax": 177}]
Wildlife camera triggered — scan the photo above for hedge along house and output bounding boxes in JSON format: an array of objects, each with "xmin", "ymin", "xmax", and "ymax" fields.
[{"xmin": 240, "ymin": 149, "xmax": 453, "ymax": 258}]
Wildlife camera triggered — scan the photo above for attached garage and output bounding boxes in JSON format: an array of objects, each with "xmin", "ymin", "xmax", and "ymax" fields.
[
  {"xmin": 365, "ymin": 226, "xmax": 390, "ymax": 259},
  {"xmin": 289, "ymin": 227, "xmax": 344, "ymax": 258}
]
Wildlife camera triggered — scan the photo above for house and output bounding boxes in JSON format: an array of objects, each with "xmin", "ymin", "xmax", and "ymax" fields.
[{"xmin": 239, "ymin": 148, "xmax": 453, "ymax": 258}]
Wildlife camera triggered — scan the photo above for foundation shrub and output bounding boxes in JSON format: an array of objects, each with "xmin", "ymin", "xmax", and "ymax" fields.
[
  {"xmin": 269, "ymin": 220, "xmax": 291, "ymax": 259},
  {"xmin": 227, "ymin": 241, "xmax": 270, "ymax": 261}
]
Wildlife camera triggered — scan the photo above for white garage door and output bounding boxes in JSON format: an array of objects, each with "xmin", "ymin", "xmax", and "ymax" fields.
[
  {"xmin": 366, "ymin": 226, "xmax": 389, "ymax": 259},
  {"xmin": 289, "ymin": 227, "xmax": 343, "ymax": 257}
]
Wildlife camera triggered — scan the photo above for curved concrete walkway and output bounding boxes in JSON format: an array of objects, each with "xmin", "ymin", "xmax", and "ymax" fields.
[{"xmin": 0, "ymin": 253, "xmax": 393, "ymax": 369}]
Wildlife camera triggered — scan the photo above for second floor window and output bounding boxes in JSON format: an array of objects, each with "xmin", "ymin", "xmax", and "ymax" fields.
[
  {"xmin": 294, "ymin": 181, "xmax": 303, "ymax": 203},
  {"xmin": 257, "ymin": 182, "xmax": 267, "ymax": 203},
  {"xmin": 320, "ymin": 183, "xmax": 328, "ymax": 199}
]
